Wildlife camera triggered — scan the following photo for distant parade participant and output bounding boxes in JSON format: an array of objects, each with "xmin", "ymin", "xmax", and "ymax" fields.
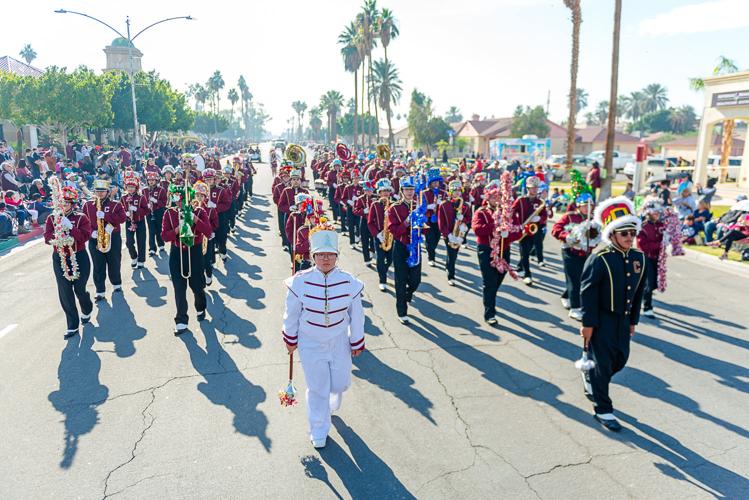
[
  {"xmin": 282, "ymin": 220, "xmax": 365, "ymax": 449},
  {"xmin": 44, "ymin": 184, "xmax": 93, "ymax": 339},
  {"xmin": 161, "ymin": 185, "xmax": 213, "ymax": 334},
  {"xmin": 223, "ymin": 164, "xmax": 241, "ymax": 236},
  {"xmin": 205, "ymin": 168, "xmax": 232, "ymax": 262},
  {"xmin": 291, "ymin": 198, "xmax": 321, "ymax": 273},
  {"xmin": 325, "ymin": 159, "xmax": 342, "ymax": 223},
  {"xmin": 551, "ymin": 191, "xmax": 599, "ymax": 321},
  {"xmin": 353, "ymin": 180, "xmax": 376, "ymax": 265},
  {"xmin": 343, "ymin": 169, "xmax": 364, "ymax": 247},
  {"xmin": 333, "ymin": 169, "xmax": 351, "ymax": 233},
  {"xmin": 243, "ymin": 156, "xmax": 257, "ymax": 200},
  {"xmin": 160, "ymin": 165, "xmax": 175, "ymax": 190},
  {"xmin": 193, "ymin": 181, "xmax": 219, "ymax": 286},
  {"xmin": 368, "ymin": 178, "xmax": 395, "ymax": 291},
  {"xmin": 438, "ymin": 180, "xmax": 471, "ymax": 285},
  {"xmin": 423, "ymin": 167, "xmax": 446, "ymax": 267},
  {"xmin": 273, "ymin": 166, "xmax": 292, "ymax": 246},
  {"xmin": 286, "ymin": 192, "xmax": 312, "ymax": 267},
  {"xmin": 512, "ymin": 175, "xmax": 548, "ymax": 285},
  {"xmin": 120, "ymin": 174, "xmax": 150, "ymax": 269},
  {"xmin": 469, "ymin": 172, "xmax": 487, "ymax": 211},
  {"xmin": 279, "ymin": 169, "xmax": 308, "ymax": 249},
  {"xmin": 580, "ymin": 196, "xmax": 646, "ymax": 432},
  {"xmin": 471, "ymin": 179, "xmax": 520, "ymax": 325},
  {"xmin": 387, "ymin": 178, "xmax": 425, "ymax": 324},
  {"xmin": 635, "ymin": 199, "xmax": 665, "ymax": 319},
  {"xmin": 142, "ymin": 171, "xmax": 168, "ymax": 256},
  {"xmin": 82, "ymin": 179, "xmax": 126, "ymax": 301}
]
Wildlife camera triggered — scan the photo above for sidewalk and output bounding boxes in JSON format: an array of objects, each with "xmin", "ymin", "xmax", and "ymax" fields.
[
  {"xmin": 0, "ymin": 226, "xmax": 44, "ymax": 257},
  {"xmin": 711, "ymin": 182, "xmax": 749, "ymax": 206}
]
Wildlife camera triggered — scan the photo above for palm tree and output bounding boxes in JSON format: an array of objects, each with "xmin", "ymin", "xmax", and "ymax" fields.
[
  {"xmin": 291, "ymin": 101, "xmax": 307, "ymax": 142},
  {"xmin": 238, "ymin": 75, "xmax": 253, "ymax": 137},
  {"xmin": 563, "ymin": 0, "xmax": 582, "ymax": 169},
  {"xmin": 642, "ymin": 83, "xmax": 668, "ymax": 113},
  {"xmin": 320, "ymin": 90, "xmax": 344, "ymax": 142},
  {"xmin": 339, "ymin": 22, "xmax": 362, "ymax": 147},
  {"xmin": 371, "ymin": 59, "xmax": 402, "ymax": 148},
  {"xmin": 358, "ymin": 1, "xmax": 380, "ymax": 144},
  {"xmin": 19, "ymin": 44, "xmax": 37, "ymax": 65},
  {"xmin": 227, "ymin": 88, "xmax": 239, "ymax": 121},
  {"xmin": 309, "ymin": 107, "xmax": 323, "ymax": 141},
  {"xmin": 445, "ymin": 106, "xmax": 463, "ymax": 123},
  {"xmin": 207, "ymin": 70, "xmax": 225, "ymax": 134},
  {"xmin": 623, "ymin": 91, "xmax": 646, "ymax": 122},
  {"xmin": 573, "ymin": 88, "xmax": 588, "ymax": 116},
  {"xmin": 594, "ymin": 101, "xmax": 609, "ymax": 125},
  {"xmin": 195, "ymin": 85, "xmax": 209, "ymax": 113},
  {"xmin": 690, "ymin": 56, "xmax": 740, "ymax": 181},
  {"xmin": 378, "ymin": 7, "xmax": 399, "ymax": 66},
  {"xmin": 601, "ymin": 0, "xmax": 622, "ymax": 200}
]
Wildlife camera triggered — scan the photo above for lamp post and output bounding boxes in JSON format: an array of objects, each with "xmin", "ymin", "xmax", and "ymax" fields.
[{"xmin": 54, "ymin": 9, "xmax": 193, "ymax": 147}]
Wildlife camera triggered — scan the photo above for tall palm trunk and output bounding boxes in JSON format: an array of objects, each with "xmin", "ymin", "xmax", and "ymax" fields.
[
  {"xmin": 354, "ymin": 70, "xmax": 359, "ymax": 148},
  {"xmin": 720, "ymin": 119, "xmax": 735, "ymax": 183},
  {"xmin": 564, "ymin": 2, "xmax": 581, "ymax": 170},
  {"xmin": 386, "ymin": 102, "xmax": 394, "ymax": 149},
  {"xmin": 370, "ymin": 56, "xmax": 380, "ymax": 144},
  {"xmin": 331, "ymin": 111, "xmax": 338, "ymax": 142},
  {"xmin": 601, "ymin": 0, "xmax": 621, "ymax": 201},
  {"xmin": 361, "ymin": 64, "xmax": 367, "ymax": 146}
]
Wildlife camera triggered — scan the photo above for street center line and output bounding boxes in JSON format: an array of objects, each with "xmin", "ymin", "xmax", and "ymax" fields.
[{"xmin": 0, "ymin": 324, "xmax": 18, "ymax": 339}]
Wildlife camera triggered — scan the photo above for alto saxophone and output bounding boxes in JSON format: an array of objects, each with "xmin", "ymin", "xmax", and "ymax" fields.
[
  {"xmin": 448, "ymin": 198, "xmax": 466, "ymax": 250},
  {"xmin": 380, "ymin": 198, "xmax": 394, "ymax": 251},
  {"xmin": 96, "ymin": 196, "xmax": 112, "ymax": 253}
]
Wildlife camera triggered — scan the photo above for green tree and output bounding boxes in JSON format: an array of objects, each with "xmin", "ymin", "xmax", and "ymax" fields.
[
  {"xmin": 407, "ymin": 89, "xmax": 449, "ymax": 155},
  {"xmin": 192, "ymin": 111, "xmax": 229, "ymax": 135},
  {"xmin": 572, "ymin": 87, "xmax": 588, "ymax": 116},
  {"xmin": 19, "ymin": 44, "xmax": 37, "ymax": 65},
  {"xmin": 339, "ymin": 21, "xmax": 362, "ymax": 147},
  {"xmin": 378, "ymin": 7, "xmax": 399, "ymax": 66},
  {"xmin": 227, "ymin": 88, "xmax": 239, "ymax": 120},
  {"xmin": 309, "ymin": 107, "xmax": 323, "ymax": 141},
  {"xmin": 445, "ymin": 106, "xmax": 463, "ymax": 123},
  {"xmin": 320, "ymin": 90, "xmax": 344, "ymax": 142},
  {"xmin": 510, "ymin": 105, "xmax": 550, "ymax": 138},
  {"xmin": 371, "ymin": 59, "xmax": 402, "ymax": 148},
  {"xmin": 0, "ymin": 72, "xmax": 37, "ymax": 153},
  {"xmin": 642, "ymin": 83, "xmax": 669, "ymax": 113},
  {"xmin": 207, "ymin": 70, "xmax": 225, "ymax": 134}
]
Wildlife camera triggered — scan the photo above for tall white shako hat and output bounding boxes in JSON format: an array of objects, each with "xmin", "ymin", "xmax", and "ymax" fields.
[
  {"xmin": 594, "ymin": 196, "xmax": 641, "ymax": 243},
  {"xmin": 309, "ymin": 218, "xmax": 339, "ymax": 255}
]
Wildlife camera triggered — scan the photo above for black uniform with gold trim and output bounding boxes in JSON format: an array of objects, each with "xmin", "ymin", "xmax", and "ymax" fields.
[{"xmin": 580, "ymin": 244, "xmax": 646, "ymax": 418}]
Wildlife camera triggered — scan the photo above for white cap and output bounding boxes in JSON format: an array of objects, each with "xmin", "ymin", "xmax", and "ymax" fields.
[{"xmin": 310, "ymin": 229, "xmax": 338, "ymax": 255}]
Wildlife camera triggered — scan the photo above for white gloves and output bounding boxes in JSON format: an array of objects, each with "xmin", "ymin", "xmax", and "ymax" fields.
[
  {"xmin": 96, "ymin": 210, "xmax": 105, "ymax": 219},
  {"xmin": 149, "ymin": 197, "xmax": 157, "ymax": 203},
  {"xmin": 456, "ymin": 213, "xmax": 464, "ymax": 221},
  {"xmin": 377, "ymin": 232, "xmax": 384, "ymax": 242},
  {"xmin": 459, "ymin": 223, "xmax": 468, "ymax": 234},
  {"xmin": 210, "ymin": 232, "xmax": 215, "ymax": 240},
  {"xmin": 207, "ymin": 201, "xmax": 216, "ymax": 208},
  {"xmin": 393, "ymin": 194, "xmax": 401, "ymax": 200},
  {"xmin": 105, "ymin": 224, "xmax": 114, "ymax": 234},
  {"xmin": 530, "ymin": 215, "xmax": 540, "ymax": 222},
  {"xmin": 91, "ymin": 230, "xmax": 98, "ymax": 239},
  {"xmin": 501, "ymin": 230, "xmax": 509, "ymax": 238},
  {"xmin": 364, "ymin": 208, "xmax": 369, "ymax": 214},
  {"xmin": 347, "ymin": 200, "xmax": 354, "ymax": 206},
  {"xmin": 352, "ymin": 195, "xmax": 359, "ymax": 202},
  {"xmin": 60, "ymin": 217, "xmax": 73, "ymax": 230},
  {"xmin": 448, "ymin": 233, "xmax": 460, "ymax": 245},
  {"xmin": 332, "ymin": 183, "xmax": 338, "ymax": 188},
  {"xmin": 565, "ymin": 233, "xmax": 578, "ymax": 245},
  {"xmin": 469, "ymin": 195, "xmax": 475, "ymax": 203},
  {"xmin": 427, "ymin": 203, "xmax": 436, "ymax": 210},
  {"xmin": 129, "ymin": 205, "xmax": 137, "ymax": 212}
]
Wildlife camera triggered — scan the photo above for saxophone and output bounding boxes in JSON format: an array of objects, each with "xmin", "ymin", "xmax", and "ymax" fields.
[
  {"xmin": 96, "ymin": 196, "xmax": 112, "ymax": 253},
  {"xmin": 448, "ymin": 198, "xmax": 466, "ymax": 250},
  {"xmin": 380, "ymin": 198, "xmax": 393, "ymax": 251}
]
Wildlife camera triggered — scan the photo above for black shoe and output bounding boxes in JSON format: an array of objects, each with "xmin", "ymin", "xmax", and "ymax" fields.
[
  {"xmin": 81, "ymin": 313, "xmax": 91, "ymax": 325},
  {"xmin": 64, "ymin": 329, "xmax": 79, "ymax": 339},
  {"xmin": 594, "ymin": 414, "xmax": 622, "ymax": 432},
  {"xmin": 95, "ymin": 294, "xmax": 106, "ymax": 302},
  {"xmin": 197, "ymin": 311, "xmax": 206, "ymax": 322}
]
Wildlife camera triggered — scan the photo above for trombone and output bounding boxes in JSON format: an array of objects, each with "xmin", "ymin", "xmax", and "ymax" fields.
[{"xmin": 179, "ymin": 157, "xmax": 194, "ymax": 279}]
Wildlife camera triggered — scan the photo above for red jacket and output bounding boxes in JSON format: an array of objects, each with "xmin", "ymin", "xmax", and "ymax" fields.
[
  {"xmin": 44, "ymin": 211, "xmax": 91, "ymax": 253},
  {"xmin": 81, "ymin": 198, "xmax": 127, "ymax": 234},
  {"xmin": 437, "ymin": 199, "xmax": 472, "ymax": 237},
  {"xmin": 551, "ymin": 211, "xmax": 595, "ymax": 256},
  {"xmin": 161, "ymin": 206, "xmax": 212, "ymax": 248},
  {"xmin": 142, "ymin": 185, "xmax": 168, "ymax": 211},
  {"xmin": 367, "ymin": 198, "xmax": 390, "ymax": 237},
  {"xmin": 285, "ymin": 211, "xmax": 307, "ymax": 247},
  {"xmin": 273, "ymin": 181, "xmax": 288, "ymax": 205},
  {"xmin": 386, "ymin": 200, "xmax": 412, "ymax": 246},
  {"xmin": 353, "ymin": 193, "xmax": 374, "ymax": 218},
  {"xmin": 278, "ymin": 186, "xmax": 308, "ymax": 215},
  {"xmin": 294, "ymin": 225, "xmax": 311, "ymax": 262},
  {"xmin": 120, "ymin": 193, "xmax": 149, "ymax": 223},
  {"xmin": 210, "ymin": 185, "xmax": 233, "ymax": 213},
  {"xmin": 471, "ymin": 203, "xmax": 520, "ymax": 247},
  {"xmin": 636, "ymin": 220, "xmax": 664, "ymax": 260},
  {"xmin": 423, "ymin": 188, "xmax": 447, "ymax": 222},
  {"xmin": 512, "ymin": 196, "xmax": 549, "ymax": 228},
  {"xmin": 587, "ymin": 167, "xmax": 601, "ymax": 189},
  {"xmin": 469, "ymin": 186, "xmax": 484, "ymax": 208}
]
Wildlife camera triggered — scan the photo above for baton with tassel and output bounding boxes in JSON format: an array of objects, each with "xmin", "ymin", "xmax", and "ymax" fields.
[{"xmin": 278, "ymin": 351, "xmax": 298, "ymax": 407}]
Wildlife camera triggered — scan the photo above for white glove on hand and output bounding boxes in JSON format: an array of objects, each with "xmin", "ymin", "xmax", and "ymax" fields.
[
  {"xmin": 448, "ymin": 234, "xmax": 460, "ymax": 244},
  {"xmin": 531, "ymin": 215, "xmax": 540, "ymax": 222},
  {"xmin": 393, "ymin": 194, "xmax": 401, "ymax": 200},
  {"xmin": 427, "ymin": 203, "xmax": 436, "ymax": 210},
  {"xmin": 149, "ymin": 197, "xmax": 157, "ymax": 203},
  {"xmin": 377, "ymin": 232, "xmax": 384, "ymax": 242},
  {"xmin": 364, "ymin": 208, "xmax": 369, "ymax": 214},
  {"xmin": 129, "ymin": 205, "xmax": 137, "ymax": 212},
  {"xmin": 332, "ymin": 183, "xmax": 338, "ymax": 188},
  {"xmin": 352, "ymin": 195, "xmax": 359, "ymax": 201},
  {"xmin": 96, "ymin": 210, "xmax": 105, "ymax": 219},
  {"xmin": 469, "ymin": 195, "xmax": 475, "ymax": 203},
  {"xmin": 347, "ymin": 200, "xmax": 354, "ymax": 206},
  {"xmin": 456, "ymin": 213, "xmax": 464, "ymax": 221},
  {"xmin": 60, "ymin": 217, "xmax": 73, "ymax": 230},
  {"xmin": 210, "ymin": 232, "xmax": 215, "ymax": 240},
  {"xmin": 91, "ymin": 230, "xmax": 98, "ymax": 239},
  {"xmin": 207, "ymin": 201, "xmax": 216, "ymax": 208},
  {"xmin": 459, "ymin": 223, "xmax": 468, "ymax": 234},
  {"xmin": 565, "ymin": 233, "xmax": 578, "ymax": 246},
  {"xmin": 501, "ymin": 230, "xmax": 509, "ymax": 238},
  {"xmin": 105, "ymin": 224, "xmax": 114, "ymax": 234}
]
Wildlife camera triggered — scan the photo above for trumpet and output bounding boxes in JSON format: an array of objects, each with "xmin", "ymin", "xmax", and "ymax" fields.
[
  {"xmin": 448, "ymin": 198, "xmax": 467, "ymax": 250},
  {"xmin": 519, "ymin": 201, "xmax": 548, "ymax": 240}
]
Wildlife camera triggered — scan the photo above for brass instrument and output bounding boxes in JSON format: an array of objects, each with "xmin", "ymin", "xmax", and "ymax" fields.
[
  {"xmin": 376, "ymin": 144, "xmax": 391, "ymax": 161},
  {"xmin": 285, "ymin": 144, "xmax": 306, "ymax": 166},
  {"xmin": 180, "ymin": 161, "xmax": 193, "ymax": 279},
  {"xmin": 96, "ymin": 196, "xmax": 112, "ymax": 253},
  {"xmin": 520, "ymin": 200, "xmax": 548, "ymax": 239},
  {"xmin": 380, "ymin": 199, "xmax": 393, "ymax": 251},
  {"xmin": 448, "ymin": 198, "xmax": 466, "ymax": 250},
  {"xmin": 336, "ymin": 142, "xmax": 352, "ymax": 161}
]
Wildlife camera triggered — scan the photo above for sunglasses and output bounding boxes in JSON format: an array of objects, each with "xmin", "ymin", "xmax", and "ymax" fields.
[{"xmin": 614, "ymin": 230, "xmax": 637, "ymax": 237}]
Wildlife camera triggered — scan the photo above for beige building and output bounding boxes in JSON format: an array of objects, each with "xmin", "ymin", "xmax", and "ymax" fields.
[
  {"xmin": 103, "ymin": 37, "xmax": 142, "ymax": 73},
  {"xmin": 573, "ymin": 126, "xmax": 641, "ymax": 155},
  {"xmin": 453, "ymin": 115, "xmax": 569, "ymax": 158}
]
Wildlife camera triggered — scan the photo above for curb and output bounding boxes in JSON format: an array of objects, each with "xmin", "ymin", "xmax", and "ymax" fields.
[
  {"xmin": 681, "ymin": 247, "xmax": 749, "ymax": 279},
  {"xmin": 0, "ymin": 227, "xmax": 43, "ymax": 257}
]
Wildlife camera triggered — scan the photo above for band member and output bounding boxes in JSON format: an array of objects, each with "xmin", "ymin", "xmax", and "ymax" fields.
[
  {"xmin": 143, "ymin": 171, "xmax": 168, "ymax": 256},
  {"xmin": 282, "ymin": 220, "xmax": 365, "ymax": 448},
  {"xmin": 44, "ymin": 185, "xmax": 93, "ymax": 338},
  {"xmin": 243, "ymin": 157, "xmax": 257, "ymax": 201},
  {"xmin": 223, "ymin": 164, "xmax": 241, "ymax": 236},
  {"xmin": 512, "ymin": 175, "xmax": 548, "ymax": 285},
  {"xmin": 344, "ymin": 169, "xmax": 363, "ymax": 247},
  {"xmin": 121, "ymin": 174, "xmax": 149, "ymax": 269},
  {"xmin": 160, "ymin": 165, "xmax": 175, "ymax": 190},
  {"xmin": 469, "ymin": 173, "xmax": 487, "ymax": 211},
  {"xmin": 82, "ymin": 179, "xmax": 126, "ymax": 301},
  {"xmin": 552, "ymin": 192, "xmax": 599, "ymax": 321},
  {"xmin": 423, "ymin": 167, "xmax": 446, "ymax": 266},
  {"xmin": 279, "ymin": 169, "xmax": 308, "ymax": 249},
  {"xmin": 353, "ymin": 180, "xmax": 376, "ymax": 264},
  {"xmin": 326, "ymin": 159, "xmax": 342, "ymax": 223},
  {"xmin": 291, "ymin": 200, "xmax": 320, "ymax": 273},
  {"xmin": 286, "ymin": 192, "xmax": 312, "ymax": 261},
  {"xmin": 580, "ymin": 196, "xmax": 646, "ymax": 431},
  {"xmin": 635, "ymin": 199, "xmax": 665, "ymax": 319},
  {"xmin": 273, "ymin": 166, "xmax": 292, "ymax": 247},
  {"xmin": 438, "ymin": 180, "xmax": 471, "ymax": 285},
  {"xmin": 193, "ymin": 181, "xmax": 219, "ymax": 286},
  {"xmin": 368, "ymin": 179, "xmax": 395, "ymax": 291},
  {"xmin": 390, "ymin": 163, "xmax": 406, "ymax": 200},
  {"xmin": 387, "ymin": 178, "xmax": 425, "ymax": 324},
  {"xmin": 334, "ymin": 169, "xmax": 351, "ymax": 233},
  {"xmin": 205, "ymin": 168, "xmax": 232, "ymax": 262},
  {"xmin": 471, "ymin": 183, "xmax": 520, "ymax": 325},
  {"xmin": 161, "ymin": 185, "xmax": 213, "ymax": 334}
]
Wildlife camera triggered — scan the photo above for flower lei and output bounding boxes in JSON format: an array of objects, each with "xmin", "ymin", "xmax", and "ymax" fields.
[
  {"xmin": 657, "ymin": 209, "xmax": 685, "ymax": 292},
  {"xmin": 48, "ymin": 176, "xmax": 80, "ymax": 282},
  {"xmin": 490, "ymin": 171, "xmax": 519, "ymax": 279}
]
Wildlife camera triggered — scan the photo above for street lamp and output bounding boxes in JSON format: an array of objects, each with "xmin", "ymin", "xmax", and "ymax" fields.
[{"xmin": 54, "ymin": 9, "xmax": 194, "ymax": 147}]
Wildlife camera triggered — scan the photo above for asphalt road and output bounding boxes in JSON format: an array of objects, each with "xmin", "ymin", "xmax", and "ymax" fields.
[{"xmin": 0, "ymin": 144, "xmax": 747, "ymax": 499}]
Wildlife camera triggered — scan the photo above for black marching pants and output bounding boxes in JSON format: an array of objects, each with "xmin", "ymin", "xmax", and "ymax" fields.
[
  {"xmin": 88, "ymin": 232, "xmax": 123, "ymax": 293},
  {"xmin": 53, "ymin": 250, "xmax": 93, "ymax": 332},
  {"xmin": 425, "ymin": 220, "xmax": 440, "ymax": 262},
  {"xmin": 393, "ymin": 241, "xmax": 421, "ymax": 317},
  {"xmin": 204, "ymin": 238, "xmax": 215, "ymax": 278},
  {"xmin": 348, "ymin": 211, "xmax": 360, "ymax": 245},
  {"xmin": 375, "ymin": 244, "xmax": 393, "ymax": 284},
  {"xmin": 328, "ymin": 189, "xmax": 339, "ymax": 222},
  {"xmin": 169, "ymin": 244, "xmax": 206, "ymax": 325},
  {"xmin": 444, "ymin": 237, "xmax": 459, "ymax": 280},
  {"xmin": 125, "ymin": 219, "xmax": 146, "ymax": 263},
  {"xmin": 642, "ymin": 256, "xmax": 658, "ymax": 311},
  {"xmin": 216, "ymin": 211, "xmax": 230, "ymax": 255},
  {"xmin": 518, "ymin": 235, "xmax": 535, "ymax": 278},
  {"xmin": 360, "ymin": 218, "xmax": 374, "ymax": 262},
  {"xmin": 589, "ymin": 311, "xmax": 631, "ymax": 415},
  {"xmin": 148, "ymin": 207, "xmax": 165, "ymax": 252},
  {"xmin": 477, "ymin": 244, "xmax": 508, "ymax": 321},
  {"xmin": 561, "ymin": 249, "xmax": 586, "ymax": 309}
]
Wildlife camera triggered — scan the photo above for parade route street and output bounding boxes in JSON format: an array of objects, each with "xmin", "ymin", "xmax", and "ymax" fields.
[{"xmin": 1, "ymin": 144, "xmax": 748, "ymax": 500}]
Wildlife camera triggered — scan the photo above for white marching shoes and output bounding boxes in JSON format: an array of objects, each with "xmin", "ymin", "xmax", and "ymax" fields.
[
  {"xmin": 311, "ymin": 437, "xmax": 327, "ymax": 449},
  {"xmin": 561, "ymin": 297, "xmax": 570, "ymax": 309},
  {"xmin": 569, "ymin": 309, "xmax": 583, "ymax": 321}
]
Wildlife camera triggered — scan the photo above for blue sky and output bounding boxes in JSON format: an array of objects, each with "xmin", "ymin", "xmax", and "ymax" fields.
[{"xmin": 2, "ymin": 0, "xmax": 748, "ymax": 134}]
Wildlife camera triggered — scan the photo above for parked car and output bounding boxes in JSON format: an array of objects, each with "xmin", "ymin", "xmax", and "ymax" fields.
[
  {"xmin": 585, "ymin": 150, "xmax": 635, "ymax": 172},
  {"xmin": 248, "ymin": 144, "xmax": 261, "ymax": 162},
  {"xmin": 273, "ymin": 140, "xmax": 287, "ymax": 153},
  {"xmin": 544, "ymin": 154, "xmax": 590, "ymax": 180},
  {"xmin": 623, "ymin": 157, "xmax": 691, "ymax": 181},
  {"xmin": 707, "ymin": 155, "xmax": 741, "ymax": 181}
]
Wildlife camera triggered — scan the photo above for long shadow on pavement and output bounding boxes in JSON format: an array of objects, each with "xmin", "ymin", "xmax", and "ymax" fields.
[
  {"xmin": 93, "ymin": 292, "xmax": 147, "ymax": 358},
  {"xmin": 206, "ymin": 290, "xmax": 260, "ymax": 349},
  {"xmin": 131, "ymin": 268, "xmax": 168, "ymax": 308},
  {"xmin": 48, "ymin": 325, "xmax": 109, "ymax": 469}
]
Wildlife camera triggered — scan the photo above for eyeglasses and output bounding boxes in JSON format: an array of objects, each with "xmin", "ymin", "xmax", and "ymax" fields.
[{"xmin": 614, "ymin": 230, "xmax": 637, "ymax": 238}]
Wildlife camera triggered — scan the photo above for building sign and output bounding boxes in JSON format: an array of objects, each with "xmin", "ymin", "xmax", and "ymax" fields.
[{"xmin": 712, "ymin": 90, "xmax": 749, "ymax": 107}]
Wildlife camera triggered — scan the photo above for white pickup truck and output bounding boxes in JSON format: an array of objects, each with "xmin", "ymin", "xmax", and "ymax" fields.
[{"xmin": 585, "ymin": 150, "xmax": 634, "ymax": 172}]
